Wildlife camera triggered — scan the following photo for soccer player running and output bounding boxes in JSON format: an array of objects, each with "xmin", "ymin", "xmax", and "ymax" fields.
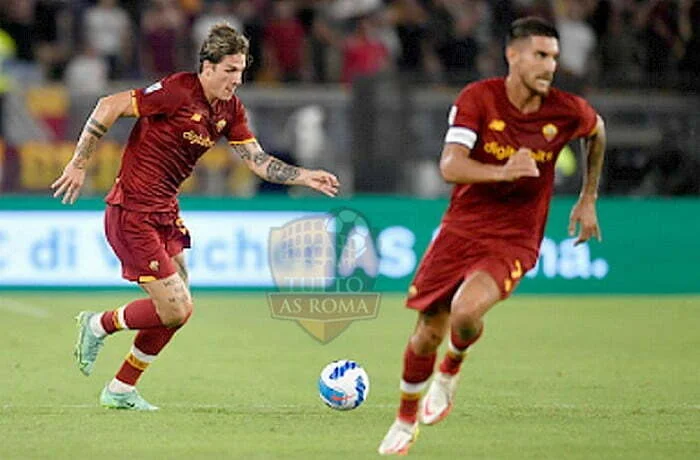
[
  {"xmin": 378, "ymin": 17, "xmax": 606, "ymax": 455},
  {"xmin": 51, "ymin": 24, "xmax": 339, "ymax": 410}
]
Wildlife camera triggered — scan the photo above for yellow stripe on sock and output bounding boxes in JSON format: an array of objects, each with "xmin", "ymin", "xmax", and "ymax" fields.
[
  {"xmin": 126, "ymin": 353, "xmax": 150, "ymax": 371},
  {"xmin": 111, "ymin": 311, "xmax": 123, "ymax": 331},
  {"xmin": 400, "ymin": 392, "xmax": 421, "ymax": 401},
  {"xmin": 447, "ymin": 349, "xmax": 467, "ymax": 361}
]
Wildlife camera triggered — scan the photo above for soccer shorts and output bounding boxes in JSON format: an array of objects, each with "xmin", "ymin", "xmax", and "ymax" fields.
[
  {"xmin": 104, "ymin": 205, "xmax": 191, "ymax": 283},
  {"xmin": 406, "ymin": 227, "xmax": 537, "ymax": 312}
]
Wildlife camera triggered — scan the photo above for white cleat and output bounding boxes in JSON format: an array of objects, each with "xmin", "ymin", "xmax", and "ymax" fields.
[
  {"xmin": 377, "ymin": 418, "xmax": 419, "ymax": 456},
  {"xmin": 419, "ymin": 372, "xmax": 459, "ymax": 425}
]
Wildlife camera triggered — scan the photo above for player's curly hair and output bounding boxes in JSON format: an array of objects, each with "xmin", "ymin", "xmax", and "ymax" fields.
[
  {"xmin": 507, "ymin": 16, "xmax": 559, "ymax": 44},
  {"xmin": 198, "ymin": 23, "xmax": 250, "ymax": 72}
]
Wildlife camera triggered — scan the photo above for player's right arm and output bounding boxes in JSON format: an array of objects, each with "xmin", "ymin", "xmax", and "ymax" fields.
[
  {"xmin": 51, "ymin": 91, "xmax": 136, "ymax": 204},
  {"xmin": 439, "ymin": 84, "xmax": 539, "ymax": 185},
  {"xmin": 440, "ymin": 144, "xmax": 540, "ymax": 184}
]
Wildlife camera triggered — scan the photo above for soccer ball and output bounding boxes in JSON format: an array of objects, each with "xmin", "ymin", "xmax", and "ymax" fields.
[{"xmin": 318, "ymin": 359, "xmax": 370, "ymax": 410}]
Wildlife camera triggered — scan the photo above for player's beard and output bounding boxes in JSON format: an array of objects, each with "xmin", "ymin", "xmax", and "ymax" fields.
[
  {"xmin": 220, "ymin": 87, "xmax": 234, "ymax": 101},
  {"xmin": 525, "ymin": 73, "xmax": 553, "ymax": 97}
]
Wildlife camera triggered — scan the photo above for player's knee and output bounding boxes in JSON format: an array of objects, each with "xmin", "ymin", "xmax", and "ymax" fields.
[
  {"xmin": 411, "ymin": 324, "xmax": 443, "ymax": 354},
  {"xmin": 450, "ymin": 307, "xmax": 482, "ymax": 336},
  {"xmin": 160, "ymin": 300, "xmax": 193, "ymax": 327}
]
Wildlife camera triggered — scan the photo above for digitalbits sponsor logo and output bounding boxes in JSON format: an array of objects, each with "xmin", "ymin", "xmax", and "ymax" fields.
[{"xmin": 267, "ymin": 209, "xmax": 381, "ymax": 343}]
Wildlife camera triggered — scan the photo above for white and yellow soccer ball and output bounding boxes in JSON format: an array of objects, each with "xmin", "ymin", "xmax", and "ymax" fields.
[{"xmin": 318, "ymin": 360, "xmax": 370, "ymax": 410}]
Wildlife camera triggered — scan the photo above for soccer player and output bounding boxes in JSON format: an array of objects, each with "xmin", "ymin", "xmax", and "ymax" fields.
[
  {"xmin": 51, "ymin": 24, "xmax": 339, "ymax": 410},
  {"xmin": 378, "ymin": 17, "xmax": 606, "ymax": 455}
]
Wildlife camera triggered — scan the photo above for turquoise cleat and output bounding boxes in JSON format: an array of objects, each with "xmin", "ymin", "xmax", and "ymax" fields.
[
  {"xmin": 100, "ymin": 387, "xmax": 159, "ymax": 411},
  {"xmin": 73, "ymin": 311, "xmax": 105, "ymax": 376}
]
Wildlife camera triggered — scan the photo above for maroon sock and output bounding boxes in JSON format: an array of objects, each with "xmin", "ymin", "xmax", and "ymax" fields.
[
  {"xmin": 439, "ymin": 325, "xmax": 484, "ymax": 375},
  {"xmin": 100, "ymin": 298, "xmax": 163, "ymax": 334},
  {"xmin": 398, "ymin": 343, "xmax": 436, "ymax": 423},
  {"xmin": 114, "ymin": 325, "xmax": 180, "ymax": 386}
]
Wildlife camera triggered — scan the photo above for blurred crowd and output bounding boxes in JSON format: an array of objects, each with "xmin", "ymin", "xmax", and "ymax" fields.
[{"xmin": 0, "ymin": 0, "xmax": 699, "ymax": 93}]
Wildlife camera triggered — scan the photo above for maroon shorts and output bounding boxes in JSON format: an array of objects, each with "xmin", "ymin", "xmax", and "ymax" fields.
[
  {"xmin": 406, "ymin": 227, "xmax": 537, "ymax": 312},
  {"xmin": 104, "ymin": 205, "xmax": 191, "ymax": 283}
]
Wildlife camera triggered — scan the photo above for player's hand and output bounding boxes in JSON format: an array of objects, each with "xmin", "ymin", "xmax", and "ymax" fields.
[
  {"xmin": 568, "ymin": 196, "xmax": 602, "ymax": 246},
  {"xmin": 502, "ymin": 148, "xmax": 540, "ymax": 181},
  {"xmin": 300, "ymin": 169, "xmax": 340, "ymax": 197},
  {"xmin": 51, "ymin": 161, "xmax": 86, "ymax": 204}
]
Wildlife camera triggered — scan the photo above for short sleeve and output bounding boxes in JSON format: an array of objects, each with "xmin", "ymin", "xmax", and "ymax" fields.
[
  {"xmin": 131, "ymin": 75, "xmax": 184, "ymax": 117},
  {"xmin": 444, "ymin": 84, "xmax": 484, "ymax": 149},
  {"xmin": 226, "ymin": 98, "xmax": 256, "ymax": 145},
  {"xmin": 572, "ymin": 96, "xmax": 599, "ymax": 138}
]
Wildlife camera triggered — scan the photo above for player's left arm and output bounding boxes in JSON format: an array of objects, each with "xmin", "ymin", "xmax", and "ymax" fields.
[
  {"xmin": 229, "ymin": 140, "xmax": 340, "ymax": 197},
  {"xmin": 569, "ymin": 114, "xmax": 606, "ymax": 246}
]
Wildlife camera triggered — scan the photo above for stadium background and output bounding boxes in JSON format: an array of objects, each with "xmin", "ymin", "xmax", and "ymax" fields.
[
  {"xmin": 0, "ymin": 2, "xmax": 698, "ymax": 459},
  {"xmin": 0, "ymin": 0, "xmax": 698, "ymax": 292}
]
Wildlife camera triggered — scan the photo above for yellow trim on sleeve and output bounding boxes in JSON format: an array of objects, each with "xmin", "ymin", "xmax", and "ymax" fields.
[
  {"xmin": 130, "ymin": 89, "xmax": 140, "ymax": 117},
  {"xmin": 228, "ymin": 137, "xmax": 257, "ymax": 145},
  {"xmin": 138, "ymin": 275, "xmax": 157, "ymax": 283}
]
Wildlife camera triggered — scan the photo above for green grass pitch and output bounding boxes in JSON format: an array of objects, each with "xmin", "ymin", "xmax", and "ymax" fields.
[{"xmin": 1, "ymin": 292, "xmax": 699, "ymax": 459}]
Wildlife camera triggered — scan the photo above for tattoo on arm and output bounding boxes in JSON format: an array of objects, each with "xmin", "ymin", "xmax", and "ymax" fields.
[
  {"xmin": 233, "ymin": 144, "xmax": 252, "ymax": 161},
  {"xmin": 266, "ymin": 158, "xmax": 301, "ymax": 184},
  {"xmin": 231, "ymin": 142, "xmax": 300, "ymax": 183},
  {"xmin": 72, "ymin": 132, "xmax": 100, "ymax": 169},
  {"xmin": 72, "ymin": 117, "xmax": 109, "ymax": 169},
  {"xmin": 252, "ymin": 150, "xmax": 269, "ymax": 166},
  {"xmin": 579, "ymin": 118, "xmax": 606, "ymax": 198},
  {"xmin": 88, "ymin": 118, "xmax": 108, "ymax": 137},
  {"xmin": 231, "ymin": 142, "xmax": 270, "ymax": 165}
]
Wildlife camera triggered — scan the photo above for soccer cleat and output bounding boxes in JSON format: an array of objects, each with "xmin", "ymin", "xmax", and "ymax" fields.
[
  {"xmin": 100, "ymin": 387, "xmax": 159, "ymax": 411},
  {"xmin": 419, "ymin": 372, "xmax": 459, "ymax": 425},
  {"xmin": 377, "ymin": 418, "xmax": 419, "ymax": 455},
  {"xmin": 73, "ymin": 311, "xmax": 105, "ymax": 376}
]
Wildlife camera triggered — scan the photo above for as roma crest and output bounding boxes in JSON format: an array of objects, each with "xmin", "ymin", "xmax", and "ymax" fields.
[
  {"xmin": 267, "ymin": 212, "xmax": 381, "ymax": 343},
  {"xmin": 216, "ymin": 119, "xmax": 227, "ymax": 132},
  {"xmin": 542, "ymin": 123, "xmax": 558, "ymax": 142}
]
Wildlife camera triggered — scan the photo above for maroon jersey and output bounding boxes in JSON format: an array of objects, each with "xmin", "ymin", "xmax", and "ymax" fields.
[
  {"xmin": 105, "ymin": 72, "xmax": 255, "ymax": 212},
  {"xmin": 442, "ymin": 77, "xmax": 598, "ymax": 253}
]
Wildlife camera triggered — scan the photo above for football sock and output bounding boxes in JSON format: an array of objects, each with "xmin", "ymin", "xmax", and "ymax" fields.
[
  {"xmin": 398, "ymin": 343, "xmax": 436, "ymax": 423},
  {"xmin": 97, "ymin": 299, "xmax": 164, "ymax": 335},
  {"xmin": 113, "ymin": 326, "xmax": 179, "ymax": 389},
  {"xmin": 439, "ymin": 324, "xmax": 484, "ymax": 375},
  {"xmin": 107, "ymin": 378, "xmax": 134, "ymax": 394}
]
